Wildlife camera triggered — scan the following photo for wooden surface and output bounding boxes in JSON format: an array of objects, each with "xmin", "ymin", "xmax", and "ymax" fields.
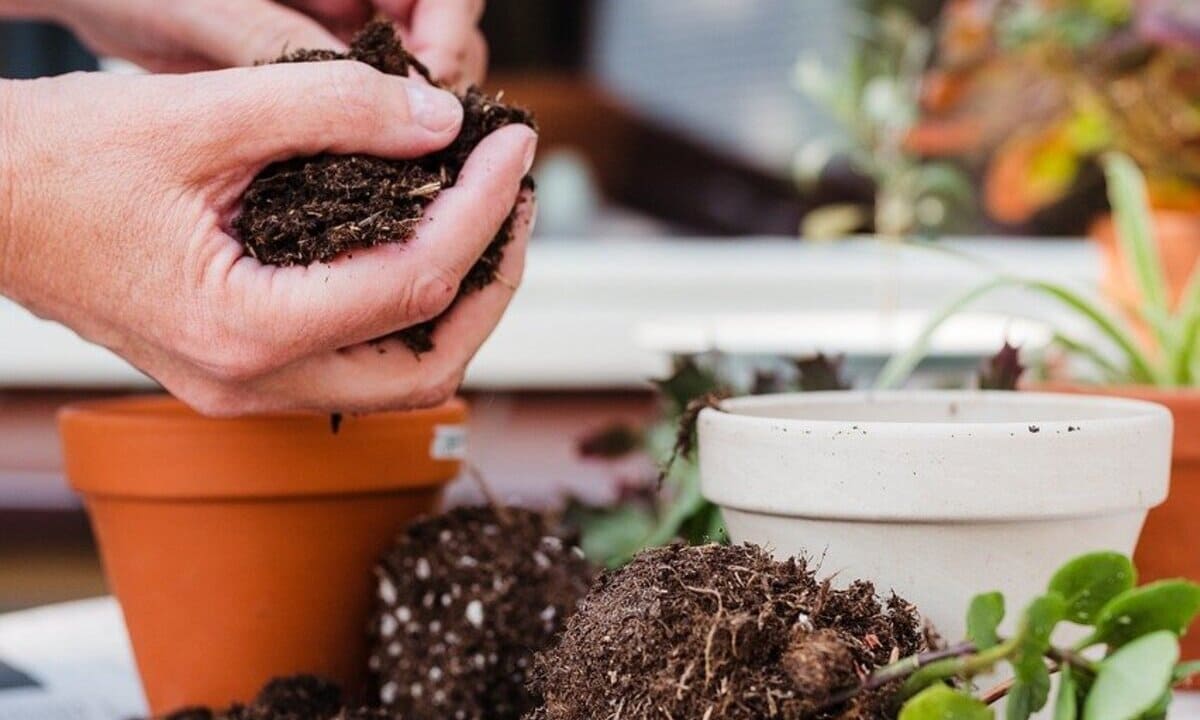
[{"xmin": 0, "ymin": 389, "xmax": 657, "ymax": 612}]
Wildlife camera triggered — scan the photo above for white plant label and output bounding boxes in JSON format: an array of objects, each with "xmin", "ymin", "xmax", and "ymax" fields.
[{"xmin": 430, "ymin": 425, "xmax": 468, "ymax": 460}]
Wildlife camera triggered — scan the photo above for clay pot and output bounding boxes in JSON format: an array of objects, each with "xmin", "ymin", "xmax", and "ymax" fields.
[
  {"xmin": 698, "ymin": 391, "xmax": 1171, "ymax": 646},
  {"xmin": 1037, "ymin": 383, "xmax": 1200, "ymax": 670},
  {"xmin": 59, "ymin": 395, "xmax": 468, "ymax": 714},
  {"xmin": 1092, "ymin": 210, "xmax": 1200, "ymax": 317}
]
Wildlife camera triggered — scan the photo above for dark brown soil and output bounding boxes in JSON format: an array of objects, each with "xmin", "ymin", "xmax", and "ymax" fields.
[
  {"xmin": 234, "ymin": 20, "xmax": 535, "ymax": 353},
  {"xmin": 369, "ymin": 506, "xmax": 594, "ymax": 720},
  {"xmin": 160, "ymin": 675, "xmax": 386, "ymax": 720},
  {"xmin": 526, "ymin": 544, "xmax": 930, "ymax": 720}
]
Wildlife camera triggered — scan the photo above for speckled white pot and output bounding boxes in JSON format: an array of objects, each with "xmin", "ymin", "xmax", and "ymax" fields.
[{"xmin": 698, "ymin": 391, "xmax": 1172, "ymax": 641}]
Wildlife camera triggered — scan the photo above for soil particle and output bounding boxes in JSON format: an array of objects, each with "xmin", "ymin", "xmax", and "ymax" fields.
[
  {"xmin": 369, "ymin": 506, "xmax": 594, "ymax": 720},
  {"xmin": 159, "ymin": 675, "xmax": 388, "ymax": 720},
  {"xmin": 234, "ymin": 20, "xmax": 536, "ymax": 353},
  {"xmin": 526, "ymin": 543, "xmax": 929, "ymax": 720}
]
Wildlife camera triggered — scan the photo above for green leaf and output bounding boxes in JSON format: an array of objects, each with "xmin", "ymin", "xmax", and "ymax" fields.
[
  {"xmin": 876, "ymin": 279, "xmax": 1008, "ymax": 389},
  {"xmin": 1005, "ymin": 593, "xmax": 1066, "ymax": 718},
  {"xmin": 1008, "ymin": 664, "xmax": 1052, "ymax": 720},
  {"xmin": 1048, "ymin": 552, "xmax": 1136, "ymax": 625},
  {"xmin": 568, "ymin": 503, "xmax": 657, "ymax": 568},
  {"xmin": 875, "ymin": 271, "xmax": 1161, "ymax": 390},
  {"xmin": 1102, "ymin": 153, "xmax": 1169, "ymax": 351},
  {"xmin": 967, "ymin": 592, "xmax": 1005, "ymax": 650},
  {"xmin": 1055, "ymin": 667, "xmax": 1078, "ymax": 720},
  {"xmin": 1014, "ymin": 593, "xmax": 1067, "ymax": 676},
  {"xmin": 1086, "ymin": 580, "xmax": 1200, "ymax": 648},
  {"xmin": 1083, "ymin": 631, "xmax": 1179, "ymax": 720},
  {"xmin": 900, "ymin": 685, "xmax": 993, "ymax": 720},
  {"xmin": 1173, "ymin": 660, "xmax": 1200, "ymax": 685}
]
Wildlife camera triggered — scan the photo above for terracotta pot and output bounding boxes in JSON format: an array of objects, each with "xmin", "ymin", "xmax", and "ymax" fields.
[
  {"xmin": 59, "ymin": 395, "xmax": 468, "ymax": 714},
  {"xmin": 1038, "ymin": 383, "xmax": 1200, "ymax": 667},
  {"xmin": 1091, "ymin": 210, "xmax": 1200, "ymax": 316}
]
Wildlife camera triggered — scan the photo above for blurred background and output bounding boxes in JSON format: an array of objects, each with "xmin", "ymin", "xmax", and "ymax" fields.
[{"xmin": 3, "ymin": 0, "xmax": 1196, "ymax": 610}]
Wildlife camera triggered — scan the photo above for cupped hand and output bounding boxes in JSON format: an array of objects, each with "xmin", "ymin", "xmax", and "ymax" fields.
[
  {"xmin": 26, "ymin": 0, "xmax": 487, "ymax": 87},
  {"xmin": 0, "ymin": 63, "xmax": 535, "ymax": 415}
]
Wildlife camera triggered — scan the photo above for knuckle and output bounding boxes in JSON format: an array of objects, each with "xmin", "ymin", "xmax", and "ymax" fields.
[
  {"xmin": 411, "ymin": 369, "xmax": 463, "ymax": 409},
  {"xmin": 179, "ymin": 383, "xmax": 247, "ymax": 418},
  {"xmin": 183, "ymin": 326, "xmax": 281, "ymax": 383},
  {"xmin": 323, "ymin": 62, "xmax": 388, "ymax": 127},
  {"xmin": 404, "ymin": 268, "xmax": 458, "ymax": 321}
]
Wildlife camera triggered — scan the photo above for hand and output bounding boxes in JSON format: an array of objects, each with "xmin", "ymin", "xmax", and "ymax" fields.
[
  {"xmin": 285, "ymin": 0, "xmax": 489, "ymax": 88},
  {"xmin": 10, "ymin": 0, "xmax": 487, "ymax": 86},
  {"xmin": 0, "ymin": 64, "xmax": 536, "ymax": 415}
]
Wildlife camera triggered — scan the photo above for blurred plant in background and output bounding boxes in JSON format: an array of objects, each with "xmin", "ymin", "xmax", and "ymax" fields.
[
  {"xmin": 914, "ymin": 0, "xmax": 1200, "ymax": 227},
  {"xmin": 794, "ymin": 3, "xmax": 974, "ymax": 239},
  {"xmin": 567, "ymin": 353, "xmax": 852, "ymax": 567}
]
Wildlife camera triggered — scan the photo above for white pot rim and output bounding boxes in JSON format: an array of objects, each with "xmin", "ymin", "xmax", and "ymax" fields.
[{"xmin": 698, "ymin": 390, "xmax": 1173, "ymax": 522}]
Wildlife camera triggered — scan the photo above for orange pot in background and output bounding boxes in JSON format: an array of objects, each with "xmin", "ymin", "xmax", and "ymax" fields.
[
  {"xmin": 1091, "ymin": 210, "xmax": 1200, "ymax": 317},
  {"xmin": 1040, "ymin": 383, "xmax": 1200, "ymax": 670},
  {"xmin": 58, "ymin": 396, "xmax": 467, "ymax": 714}
]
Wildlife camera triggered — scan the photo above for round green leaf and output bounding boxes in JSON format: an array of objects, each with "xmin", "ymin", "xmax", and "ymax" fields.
[
  {"xmin": 1014, "ymin": 593, "xmax": 1067, "ymax": 681},
  {"xmin": 1055, "ymin": 667, "xmax": 1078, "ymax": 720},
  {"xmin": 1048, "ymin": 552, "xmax": 1135, "ymax": 625},
  {"xmin": 968, "ymin": 592, "xmax": 1005, "ymax": 650},
  {"xmin": 1089, "ymin": 580, "xmax": 1200, "ymax": 648},
  {"xmin": 1007, "ymin": 664, "xmax": 1051, "ymax": 720},
  {"xmin": 900, "ymin": 685, "xmax": 994, "ymax": 720},
  {"xmin": 1083, "ymin": 631, "xmax": 1179, "ymax": 720}
]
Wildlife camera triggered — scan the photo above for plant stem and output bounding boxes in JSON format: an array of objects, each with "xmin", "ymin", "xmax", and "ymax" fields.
[
  {"xmin": 1046, "ymin": 646, "xmax": 1098, "ymax": 676},
  {"xmin": 820, "ymin": 642, "xmax": 978, "ymax": 709},
  {"xmin": 898, "ymin": 639, "xmax": 1017, "ymax": 701}
]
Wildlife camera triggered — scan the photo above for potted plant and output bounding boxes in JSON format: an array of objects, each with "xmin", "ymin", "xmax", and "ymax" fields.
[
  {"xmin": 911, "ymin": 0, "xmax": 1200, "ymax": 301},
  {"xmin": 878, "ymin": 152, "xmax": 1200, "ymax": 665},
  {"xmin": 58, "ymin": 395, "xmax": 468, "ymax": 714}
]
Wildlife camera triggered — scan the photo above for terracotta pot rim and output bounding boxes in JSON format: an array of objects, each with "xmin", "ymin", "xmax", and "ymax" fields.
[
  {"xmin": 59, "ymin": 394, "xmax": 468, "ymax": 500},
  {"xmin": 58, "ymin": 394, "xmax": 465, "ymax": 426},
  {"xmin": 1033, "ymin": 381, "xmax": 1200, "ymax": 401}
]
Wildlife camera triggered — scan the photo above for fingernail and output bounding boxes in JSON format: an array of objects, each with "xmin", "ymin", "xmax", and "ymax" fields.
[
  {"xmin": 407, "ymin": 83, "xmax": 462, "ymax": 132},
  {"xmin": 521, "ymin": 131, "xmax": 539, "ymax": 174}
]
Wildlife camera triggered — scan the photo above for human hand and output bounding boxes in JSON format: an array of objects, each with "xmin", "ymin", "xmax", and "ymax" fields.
[
  {"xmin": 13, "ymin": 0, "xmax": 486, "ymax": 86},
  {"xmin": 0, "ymin": 64, "xmax": 535, "ymax": 415}
]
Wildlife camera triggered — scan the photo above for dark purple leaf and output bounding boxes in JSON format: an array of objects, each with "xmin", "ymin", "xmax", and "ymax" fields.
[{"xmin": 978, "ymin": 341, "xmax": 1026, "ymax": 391}]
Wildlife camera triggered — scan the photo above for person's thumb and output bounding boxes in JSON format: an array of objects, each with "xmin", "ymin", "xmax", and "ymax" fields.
[{"xmin": 171, "ymin": 0, "xmax": 348, "ymax": 67}]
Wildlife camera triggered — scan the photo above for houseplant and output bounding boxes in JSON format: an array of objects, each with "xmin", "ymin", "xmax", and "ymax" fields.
[
  {"xmin": 878, "ymin": 152, "xmax": 1200, "ymax": 662},
  {"xmin": 913, "ymin": 0, "xmax": 1200, "ymax": 296},
  {"xmin": 58, "ymin": 395, "xmax": 468, "ymax": 713},
  {"xmin": 795, "ymin": 3, "xmax": 973, "ymax": 240}
]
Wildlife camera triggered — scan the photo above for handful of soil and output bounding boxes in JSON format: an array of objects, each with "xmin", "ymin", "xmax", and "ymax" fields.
[
  {"xmin": 526, "ymin": 544, "xmax": 931, "ymax": 720},
  {"xmin": 234, "ymin": 20, "xmax": 536, "ymax": 353},
  {"xmin": 160, "ymin": 675, "xmax": 384, "ymax": 720},
  {"xmin": 369, "ymin": 506, "xmax": 593, "ymax": 720}
]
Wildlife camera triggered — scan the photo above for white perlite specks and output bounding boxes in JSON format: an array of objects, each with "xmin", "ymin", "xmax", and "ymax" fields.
[{"xmin": 465, "ymin": 599, "xmax": 484, "ymax": 628}]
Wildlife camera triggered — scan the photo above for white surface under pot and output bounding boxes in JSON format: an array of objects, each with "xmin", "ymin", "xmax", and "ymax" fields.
[{"xmin": 697, "ymin": 391, "xmax": 1173, "ymax": 642}]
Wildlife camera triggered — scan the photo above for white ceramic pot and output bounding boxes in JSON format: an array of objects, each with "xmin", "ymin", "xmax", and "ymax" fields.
[{"xmin": 698, "ymin": 390, "xmax": 1172, "ymax": 641}]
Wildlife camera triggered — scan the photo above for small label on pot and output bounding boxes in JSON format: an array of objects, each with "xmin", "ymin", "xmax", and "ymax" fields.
[{"xmin": 431, "ymin": 425, "xmax": 468, "ymax": 460}]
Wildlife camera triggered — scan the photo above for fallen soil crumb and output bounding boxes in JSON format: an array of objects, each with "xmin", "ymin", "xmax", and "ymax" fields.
[
  {"xmin": 159, "ymin": 675, "xmax": 386, "ymax": 720},
  {"xmin": 370, "ymin": 506, "xmax": 594, "ymax": 720},
  {"xmin": 526, "ymin": 543, "xmax": 930, "ymax": 720},
  {"xmin": 234, "ymin": 20, "xmax": 535, "ymax": 353}
]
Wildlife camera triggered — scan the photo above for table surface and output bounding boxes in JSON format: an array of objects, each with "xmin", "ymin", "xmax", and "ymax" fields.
[{"xmin": 2, "ymin": 597, "xmax": 1199, "ymax": 719}]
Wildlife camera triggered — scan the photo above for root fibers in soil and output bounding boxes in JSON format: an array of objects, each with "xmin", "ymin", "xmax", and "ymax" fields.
[
  {"xmin": 234, "ymin": 20, "xmax": 535, "ymax": 353},
  {"xmin": 526, "ymin": 543, "xmax": 930, "ymax": 720}
]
